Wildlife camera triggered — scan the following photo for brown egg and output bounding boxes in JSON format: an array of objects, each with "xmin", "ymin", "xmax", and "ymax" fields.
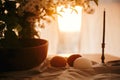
[
  {"xmin": 50, "ymin": 56, "xmax": 67, "ymax": 67},
  {"xmin": 67, "ymin": 54, "xmax": 81, "ymax": 66}
]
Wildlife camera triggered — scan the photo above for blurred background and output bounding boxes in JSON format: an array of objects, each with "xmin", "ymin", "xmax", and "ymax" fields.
[{"xmin": 40, "ymin": 0, "xmax": 120, "ymax": 57}]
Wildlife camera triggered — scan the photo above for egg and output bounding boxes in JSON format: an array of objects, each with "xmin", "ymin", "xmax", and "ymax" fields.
[
  {"xmin": 50, "ymin": 56, "xmax": 67, "ymax": 67},
  {"xmin": 73, "ymin": 57, "xmax": 92, "ymax": 69},
  {"xmin": 67, "ymin": 54, "xmax": 81, "ymax": 66}
]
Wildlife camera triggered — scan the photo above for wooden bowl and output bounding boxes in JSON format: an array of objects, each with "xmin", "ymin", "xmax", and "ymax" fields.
[{"xmin": 0, "ymin": 39, "xmax": 48, "ymax": 72}]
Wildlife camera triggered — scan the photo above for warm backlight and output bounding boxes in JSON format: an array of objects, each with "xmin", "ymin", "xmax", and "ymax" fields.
[{"xmin": 57, "ymin": 6, "xmax": 82, "ymax": 32}]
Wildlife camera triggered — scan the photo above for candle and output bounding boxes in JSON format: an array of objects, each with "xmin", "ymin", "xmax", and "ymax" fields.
[
  {"xmin": 103, "ymin": 10, "xmax": 106, "ymax": 44},
  {"xmin": 101, "ymin": 9, "xmax": 106, "ymax": 63}
]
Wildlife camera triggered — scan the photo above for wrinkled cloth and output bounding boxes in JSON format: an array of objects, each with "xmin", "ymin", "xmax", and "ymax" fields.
[
  {"xmin": 92, "ymin": 73, "xmax": 120, "ymax": 80},
  {"xmin": 0, "ymin": 67, "xmax": 120, "ymax": 80},
  {"xmin": 0, "ymin": 59, "xmax": 120, "ymax": 80},
  {"xmin": 0, "ymin": 67, "xmax": 95, "ymax": 80}
]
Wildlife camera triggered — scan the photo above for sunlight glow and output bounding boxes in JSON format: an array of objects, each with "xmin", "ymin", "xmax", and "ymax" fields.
[{"xmin": 57, "ymin": 6, "xmax": 82, "ymax": 32}]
